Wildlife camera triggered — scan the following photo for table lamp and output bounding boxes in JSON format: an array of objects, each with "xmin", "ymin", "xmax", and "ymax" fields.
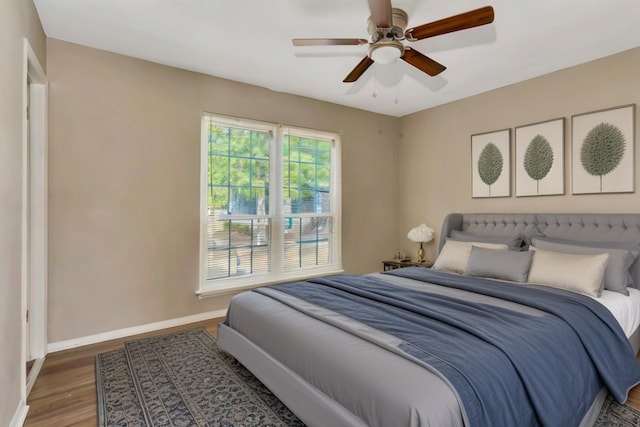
[{"xmin": 407, "ymin": 224, "xmax": 435, "ymax": 263}]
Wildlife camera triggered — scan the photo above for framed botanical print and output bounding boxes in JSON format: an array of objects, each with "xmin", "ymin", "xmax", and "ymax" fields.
[
  {"xmin": 572, "ymin": 104, "xmax": 635, "ymax": 194},
  {"xmin": 471, "ymin": 129, "xmax": 510, "ymax": 198},
  {"xmin": 515, "ymin": 118, "xmax": 565, "ymax": 197}
]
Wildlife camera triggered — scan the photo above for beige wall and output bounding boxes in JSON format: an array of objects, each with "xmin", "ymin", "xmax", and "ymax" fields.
[
  {"xmin": 399, "ymin": 47, "xmax": 640, "ymax": 262},
  {"xmin": 43, "ymin": 28, "xmax": 640, "ymax": 354},
  {"xmin": 46, "ymin": 39, "xmax": 400, "ymax": 343},
  {"xmin": 0, "ymin": 0, "xmax": 46, "ymax": 424}
]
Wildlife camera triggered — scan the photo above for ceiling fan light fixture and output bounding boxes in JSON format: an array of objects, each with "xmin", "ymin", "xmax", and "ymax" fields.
[
  {"xmin": 293, "ymin": 3, "xmax": 494, "ymax": 83},
  {"xmin": 369, "ymin": 43, "xmax": 403, "ymax": 65}
]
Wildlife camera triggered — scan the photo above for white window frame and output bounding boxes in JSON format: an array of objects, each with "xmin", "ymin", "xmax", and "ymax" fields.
[{"xmin": 198, "ymin": 113, "xmax": 342, "ymax": 297}]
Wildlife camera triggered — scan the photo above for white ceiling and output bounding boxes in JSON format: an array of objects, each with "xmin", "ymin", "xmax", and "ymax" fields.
[{"xmin": 34, "ymin": 0, "xmax": 640, "ymax": 117}]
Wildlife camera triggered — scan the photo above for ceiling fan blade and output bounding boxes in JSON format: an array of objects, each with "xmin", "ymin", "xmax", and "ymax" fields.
[
  {"xmin": 292, "ymin": 38, "xmax": 369, "ymax": 46},
  {"xmin": 405, "ymin": 6, "xmax": 494, "ymax": 41},
  {"xmin": 401, "ymin": 48, "xmax": 446, "ymax": 76},
  {"xmin": 367, "ymin": 0, "xmax": 393, "ymax": 28},
  {"xmin": 343, "ymin": 56, "xmax": 375, "ymax": 83}
]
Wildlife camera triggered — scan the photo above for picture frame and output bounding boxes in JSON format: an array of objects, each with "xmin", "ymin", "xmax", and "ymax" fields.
[
  {"xmin": 515, "ymin": 117, "xmax": 565, "ymax": 197},
  {"xmin": 471, "ymin": 128, "xmax": 511, "ymax": 198},
  {"xmin": 571, "ymin": 104, "xmax": 635, "ymax": 194}
]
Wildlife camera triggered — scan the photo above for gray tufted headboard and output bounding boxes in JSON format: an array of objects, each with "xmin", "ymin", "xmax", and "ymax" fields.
[{"xmin": 439, "ymin": 213, "xmax": 640, "ymax": 288}]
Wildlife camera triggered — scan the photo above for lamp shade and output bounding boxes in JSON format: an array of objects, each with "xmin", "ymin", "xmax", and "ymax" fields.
[{"xmin": 407, "ymin": 224, "xmax": 434, "ymax": 243}]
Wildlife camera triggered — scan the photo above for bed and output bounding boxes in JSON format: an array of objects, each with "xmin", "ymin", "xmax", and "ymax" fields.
[{"xmin": 218, "ymin": 213, "xmax": 640, "ymax": 427}]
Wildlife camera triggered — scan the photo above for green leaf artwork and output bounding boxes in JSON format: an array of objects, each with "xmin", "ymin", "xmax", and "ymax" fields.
[
  {"xmin": 477, "ymin": 142, "xmax": 503, "ymax": 195},
  {"xmin": 580, "ymin": 122, "xmax": 625, "ymax": 192},
  {"xmin": 524, "ymin": 135, "xmax": 554, "ymax": 193}
]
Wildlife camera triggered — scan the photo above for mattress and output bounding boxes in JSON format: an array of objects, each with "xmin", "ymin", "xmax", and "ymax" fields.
[{"xmin": 593, "ymin": 287, "xmax": 640, "ymax": 338}]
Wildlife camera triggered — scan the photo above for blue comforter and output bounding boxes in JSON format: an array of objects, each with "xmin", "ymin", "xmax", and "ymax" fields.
[{"xmin": 263, "ymin": 268, "xmax": 640, "ymax": 427}]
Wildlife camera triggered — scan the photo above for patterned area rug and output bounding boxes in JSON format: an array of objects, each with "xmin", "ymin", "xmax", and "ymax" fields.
[
  {"xmin": 596, "ymin": 395, "xmax": 640, "ymax": 427},
  {"xmin": 96, "ymin": 328, "xmax": 640, "ymax": 426},
  {"xmin": 95, "ymin": 328, "xmax": 303, "ymax": 426}
]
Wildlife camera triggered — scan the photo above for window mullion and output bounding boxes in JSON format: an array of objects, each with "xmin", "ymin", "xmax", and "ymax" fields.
[{"xmin": 270, "ymin": 126, "xmax": 284, "ymax": 273}]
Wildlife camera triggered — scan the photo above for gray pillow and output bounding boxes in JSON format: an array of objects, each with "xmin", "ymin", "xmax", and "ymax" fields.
[
  {"xmin": 450, "ymin": 230, "xmax": 525, "ymax": 250},
  {"xmin": 464, "ymin": 246, "xmax": 534, "ymax": 283},
  {"xmin": 531, "ymin": 237, "xmax": 639, "ymax": 296},
  {"xmin": 433, "ymin": 240, "xmax": 509, "ymax": 274}
]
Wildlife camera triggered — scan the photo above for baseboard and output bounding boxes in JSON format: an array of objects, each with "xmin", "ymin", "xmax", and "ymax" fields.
[
  {"xmin": 47, "ymin": 309, "xmax": 227, "ymax": 353},
  {"xmin": 9, "ymin": 400, "xmax": 28, "ymax": 427},
  {"xmin": 26, "ymin": 357, "xmax": 45, "ymax": 397}
]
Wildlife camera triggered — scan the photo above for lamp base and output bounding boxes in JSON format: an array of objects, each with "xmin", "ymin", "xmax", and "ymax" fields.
[{"xmin": 417, "ymin": 243, "xmax": 425, "ymax": 263}]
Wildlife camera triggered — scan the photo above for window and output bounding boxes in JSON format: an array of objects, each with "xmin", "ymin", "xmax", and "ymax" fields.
[{"xmin": 199, "ymin": 113, "xmax": 342, "ymax": 295}]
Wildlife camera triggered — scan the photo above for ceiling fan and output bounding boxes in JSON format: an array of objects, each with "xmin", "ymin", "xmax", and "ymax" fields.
[{"xmin": 292, "ymin": 0, "xmax": 494, "ymax": 83}]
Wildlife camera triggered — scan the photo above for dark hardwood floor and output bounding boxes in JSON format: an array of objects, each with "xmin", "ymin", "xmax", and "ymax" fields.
[{"xmin": 24, "ymin": 317, "xmax": 640, "ymax": 426}]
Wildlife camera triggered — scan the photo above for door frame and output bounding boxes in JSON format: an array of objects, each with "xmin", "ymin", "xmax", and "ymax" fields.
[{"xmin": 22, "ymin": 38, "xmax": 48, "ymax": 398}]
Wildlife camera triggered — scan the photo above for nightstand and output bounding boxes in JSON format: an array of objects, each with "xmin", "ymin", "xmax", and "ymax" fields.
[{"xmin": 382, "ymin": 259, "xmax": 432, "ymax": 271}]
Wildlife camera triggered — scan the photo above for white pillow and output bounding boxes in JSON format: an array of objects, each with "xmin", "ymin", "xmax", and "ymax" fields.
[
  {"xmin": 527, "ymin": 247, "xmax": 609, "ymax": 297},
  {"xmin": 432, "ymin": 240, "xmax": 509, "ymax": 274}
]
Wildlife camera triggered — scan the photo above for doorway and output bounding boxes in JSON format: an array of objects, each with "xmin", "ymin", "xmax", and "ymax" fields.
[{"xmin": 22, "ymin": 39, "xmax": 48, "ymax": 398}]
